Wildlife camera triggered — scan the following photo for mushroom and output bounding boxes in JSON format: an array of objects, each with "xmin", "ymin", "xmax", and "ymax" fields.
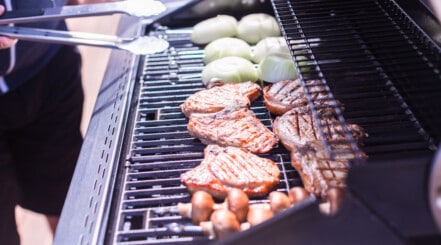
[
  {"xmin": 225, "ymin": 188, "xmax": 249, "ymax": 222},
  {"xmin": 327, "ymin": 187, "xmax": 344, "ymax": 215},
  {"xmin": 210, "ymin": 209, "xmax": 241, "ymax": 239},
  {"xmin": 269, "ymin": 191, "xmax": 291, "ymax": 214},
  {"xmin": 247, "ymin": 203, "xmax": 274, "ymax": 226},
  {"xmin": 177, "ymin": 191, "xmax": 215, "ymax": 224},
  {"xmin": 288, "ymin": 187, "xmax": 309, "ymax": 205}
]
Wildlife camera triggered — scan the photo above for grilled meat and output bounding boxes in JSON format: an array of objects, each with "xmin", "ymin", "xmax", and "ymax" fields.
[
  {"xmin": 273, "ymin": 107, "xmax": 366, "ymax": 197},
  {"xmin": 263, "ymin": 79, "xmax": 308, "ymax": 115},
  {"xmin": 180, "ymin": 81, "xmax": 261, "ymax": 117},
  {"xmin": 187, "ymin": 105, "xmax": 278, "ymax": 153},
  {"xmin": 290, "ymin": 142, "xmax": 349, "ymax": 197},
  {"xmin": 181, "ymin": 145, "xmax": 280, "ymax": 199},
  {"xmin": 263, "ymin": 79, "xmax": 341, "ymax": 116},
  {"xmin": 273, "ymin": 108, "xmax": 319, "ymax": 152},
  {"xmin": 273, "ymin": 108, "xmax": 366, "ymax": 154}
]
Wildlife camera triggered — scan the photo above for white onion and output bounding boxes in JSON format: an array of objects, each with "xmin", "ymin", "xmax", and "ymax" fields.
[
  {"xmin": 191, "ymin": 15, "xmax": 238, "ymax": 45},
  {"xmin": 258, "ymin": 53, "xmax": 298, "ymax": 83},
  {"xmin": 237, "ymin": 13, "xmax": 281, "ymax": 44},
  {"xmin": 252, "ymin": 36, "xmax": 290, "ymax": 63},
  {"xmin": 201, "ymin": 56, "xmax": 258, "ymax": 85},
  {"xmin": 204, "ymin": 37, "xmax": 252, "ymax": 64}
]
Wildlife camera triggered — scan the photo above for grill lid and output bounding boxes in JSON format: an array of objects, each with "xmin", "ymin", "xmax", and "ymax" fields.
[{"xmin": 271, "ymin": 0, "xmax": 441, "ymax": 160}]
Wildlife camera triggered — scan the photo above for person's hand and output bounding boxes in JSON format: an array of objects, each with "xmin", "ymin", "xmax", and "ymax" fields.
[{"xmin": 0, "ymin": 5, "xmax": 18, "ymax": 49}]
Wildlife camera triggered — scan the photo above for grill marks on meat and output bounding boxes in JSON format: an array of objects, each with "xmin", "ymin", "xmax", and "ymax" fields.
[
  {"xmin": 181, "ymin": 145, "xmax": 280, "ymax": 199},
  {"xmin": 263, "ymin": 79, "xmax": 341, "ymax": 116},
  {"xmin": 273, "ymin": 108, "xmax": 366, "ymax": 197},
  {"xmin": 291, "ymin": 143, "xmax": 350, "ymax": 197},
  {"xmin": 273, "ymin": 109, "xmax": 366, "ymax": 153},
  {"xmin": 180, "ymin": 164, "xmax": 228, "ymax": 198},
  {"xmin": 267, "ymin": 78, "xmax": 367, "ymax": 198},
  {"xmin": 187, "ymin": 106, "xmax": 278, "ymax": 153},
  {"xmin": 263, "ymin": 79, "xmax": 308, "ymax": 115},
  {"xmin": 180, "ymin": 82, "xmax": 281, "ymax": 198},
  {"xmin": 180, "ymin": 81, "xmax": 261, "ymax": 117},
  {"xmin": 273, "ymin": 110, "xmax": 319, "ymax": 151}
]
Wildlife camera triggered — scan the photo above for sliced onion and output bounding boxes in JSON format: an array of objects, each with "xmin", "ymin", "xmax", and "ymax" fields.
[
  {"xmin": 191, "ymin": 15, "xmax": 238, "ymax": 45},
  {"xmin": 252, "ymin": 37, "xmax": 290, "ymax": 63},
  {"xmin": 237, "ymin": 13, "xmax": 281, "ymax": 44},
  {"xmin": 258, "ymin": 53, "xmax": 298, "ymax": 83},
  {"xmin": 204, "ymin": 37, "xmax": 252, "ymax": 64},
  {"xmin": 201, "ymin": 56, "xmax": 258, "ymax": 85}
]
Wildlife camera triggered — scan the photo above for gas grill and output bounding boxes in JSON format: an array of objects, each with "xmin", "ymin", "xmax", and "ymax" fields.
[{"xmin": 55, "ymin": 0, "xmax": 441, "ymax": 244}]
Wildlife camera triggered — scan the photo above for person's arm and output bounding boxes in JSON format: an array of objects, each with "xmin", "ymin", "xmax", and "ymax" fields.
[{"xmin": 0, "ymin": 5, "xmax": 17, "ymax": 50}]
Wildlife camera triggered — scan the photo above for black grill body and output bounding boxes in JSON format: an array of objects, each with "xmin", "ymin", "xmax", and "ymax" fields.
[{"xmin": 55, "ymin": 0, "xmax": 441, "ymax": 244}]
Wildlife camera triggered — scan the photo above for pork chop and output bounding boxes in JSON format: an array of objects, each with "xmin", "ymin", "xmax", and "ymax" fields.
[
  {"xmin": 273, "ymin": 108, "xmax": 366, "ymax": 153},
  {"xmin": 290, "ymin": 142, "xmax": 349, "ymax": 197},
  {"xmin": 187, "ymin": 105, "xmax": 278, "ymax": 153},
  {"xmin": 180, "ymin": 81, "xmax": 261, "ymax": 117},
  {"xmin": 263, "ymin": 79, "xmax": 341, "ymax": 116},
  {"xmin": 181, "ymin": 145, "xmax": 280, "ymax": 199}
]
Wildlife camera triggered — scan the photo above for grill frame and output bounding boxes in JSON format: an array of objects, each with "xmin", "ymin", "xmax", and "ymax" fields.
[{"xmin": 55, "ymin": 0, "xmax": 441, "ymax": 244}]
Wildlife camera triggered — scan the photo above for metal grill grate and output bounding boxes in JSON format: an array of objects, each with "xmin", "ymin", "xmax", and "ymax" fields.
[
  {"xmin": 109, "ymin": 29, "xmax": 299, "ymax": 244},
  {"xmin": 271, "ymin": 0, "xmax": 441, "ymax": 160}
]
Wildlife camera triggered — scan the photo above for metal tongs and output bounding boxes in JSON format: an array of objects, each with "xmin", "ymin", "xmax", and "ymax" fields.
[{"xmin": 0, "ymin": 0, "xmax": 175, "ymax": 55}]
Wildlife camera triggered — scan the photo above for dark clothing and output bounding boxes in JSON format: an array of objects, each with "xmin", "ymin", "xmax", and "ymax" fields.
[
  {"xmin": 0, "ymin": 45, "xmax": 84, "ymax": 244},
  {"xmin": 0, "ymin": 0, "xmax": 68, "ymax": 93}
]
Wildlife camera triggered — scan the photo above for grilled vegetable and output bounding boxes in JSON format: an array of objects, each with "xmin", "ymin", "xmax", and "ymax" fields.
[
  {"xmin": 201, "ymin": 56, "xmax": 258, "ymax": 85},
  {"xmin": 288, "ymin": 187, "xmax": 309, "ymax": 205},
  {"xmin": 177, "ymin": 191, "xmax": 215, "ymax": 224},
  {"xmin": 191, "ymin": 15, "xmax": 238, "ymax": 45},
  {"xmin": 237, "ymin": 13, "xmax": 281, "ymax": 44},
  {"xmin": 252, "ymin": 36, "xmax": 290, "ymax": 63},
  {"xmin": 204, "ymin": 37, "xmax": 252, "ymax": 64},
  {"xmin": 258, "ymin": 53, "xmax": 298, "ymax": 83},
  {"xmin": 247, "ymin": 203, "xmax": 274, "ymax": 226},
  {"xmin": 211, "ymin": 209, "xmax": 242, "ymax": 239},
  {"xmin": 269, "ymin": 191, "xmax": 291, "ymax": 214},
  {"xmin": 225, "ymin": 188, "xmax": 249, "ymax": 223}
]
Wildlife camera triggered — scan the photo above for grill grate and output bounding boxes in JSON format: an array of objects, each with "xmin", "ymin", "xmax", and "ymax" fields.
[
  {"xmin": 109, "ymin": 29, "xmax": 299, "ymax": 244},
  {"xmin": 271, "ymin": 0, "xmax": 441, "ymax": 160}
]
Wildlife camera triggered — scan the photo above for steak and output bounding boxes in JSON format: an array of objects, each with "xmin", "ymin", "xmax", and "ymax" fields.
[
  {"xmin": 263, "ymin": 79, "xmax": 341, "ymax": 116},
  {"xmin": 273, "ymin": 108, "xmax": 366, "ymax": 154},
  {"xmin": 273, "ymin": 108, "xmax": 367, "ymax": 197},
  {"xmin": 180, "ymin": 81, "xmax": 261, "ymax": 117},
  {"xmin": 187, "ymin": 105, "xmax": 278, "ymax": 153},
  {"xmin": 181, "ymin": 145, "xmax": 280, "ymax": 199},
  {"xmin": 290, "ymin": 142, "xmax": 349, "ymax": 197}
]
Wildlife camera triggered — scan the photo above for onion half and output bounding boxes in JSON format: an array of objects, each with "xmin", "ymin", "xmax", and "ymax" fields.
[
  {"xmin": 191, "ymin": 15, "xmax": 238, "ymax": 45},
  {"xmin": 237, "ymin": 13, "xmax": 281, "ymax": 44},
  {"xmin": 201, "ymin": 56, "xmax": 258, "ymax": 85},
  {"xmin": 204, "ymin": 37, "xmax": 252, "ymax": 64},
  {"xmin": 252, "ymin": 37, "xmax": 290, "ymax": 63},
  {"xmin": 258, "ymin": 53, "xmax": 298, "ymax": 83}
]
